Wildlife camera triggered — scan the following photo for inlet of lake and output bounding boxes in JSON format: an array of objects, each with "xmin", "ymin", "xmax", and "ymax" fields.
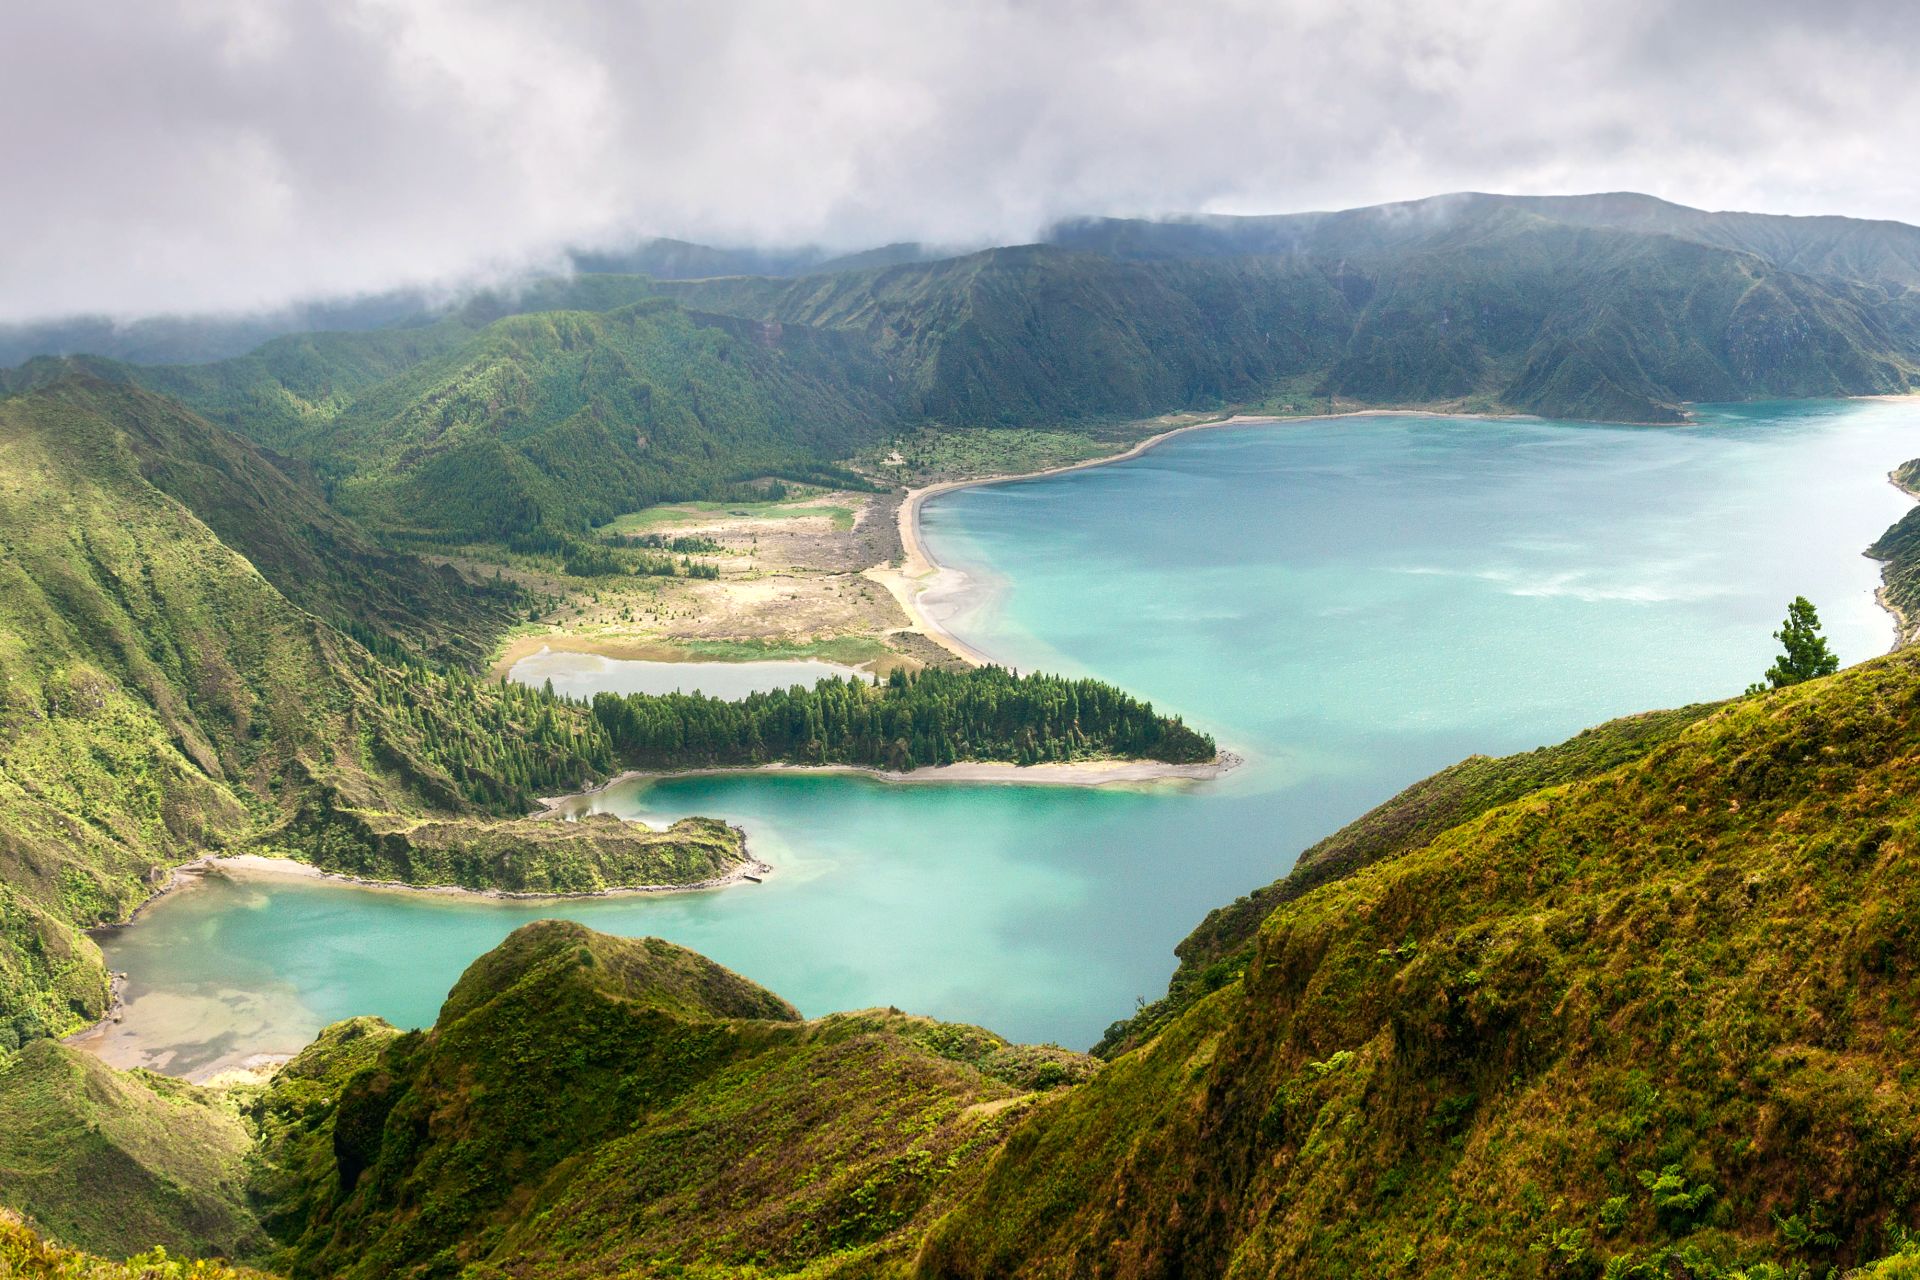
[{"xmin": 86, "ymin": 402, "xmax": 1920, "ymax": 1078}]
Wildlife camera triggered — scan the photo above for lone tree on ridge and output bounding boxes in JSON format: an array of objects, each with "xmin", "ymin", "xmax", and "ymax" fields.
[{"xmin": 1748, "ymin": 596, "xmax": 1840, "ymax": 694}]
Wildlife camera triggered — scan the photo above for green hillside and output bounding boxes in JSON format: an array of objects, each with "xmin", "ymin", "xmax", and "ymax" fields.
[
  {"xmin": 671, "ymin": 225, "xmax": 1920, "ymax": 427},
  {"xmin": 0, "ymin": 376, "xmax": 632, "ymax": 1040},
  {"xmin": 0, "ymin": 1040, "xmax": 263, "ymax": 1260},
  {"xmin": 658, "ymin": 247, "xmax": 1349, "ymax": 426},
  {"xmin": 247, "ymin": 921, "xmax": 1089, "ymax": 1279},
  {"xmin": 0, "ymin": 375, "xmax": 1204, "ymax": 1049},
  {"xmin": 921, "ymin": 646, "xmax": 1920, "ymax": 1277},
  {"xmin": 14, "ymin": 648, "xmax": 1920, "ymax": 1275},
  {"xmin": 0, "ymin": 358, "xmax": 519, "ymax": 664},
  {"xmin": 1095, "ymin": 700, "xmax": 1723, "ymax": 1058},
  {"xmin": 1, "ymin": 1210, "xmax": 273, "ymax": 1280},
  {"xmin": 7, "ymin": 194, "xmax": 1920, "ymax": 500},
  {"xmin": 139, "ymin": 300, "xmax": 902, "ymax": 541}
]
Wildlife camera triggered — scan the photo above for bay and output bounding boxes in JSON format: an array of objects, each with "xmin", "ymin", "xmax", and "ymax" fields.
[{"xmin": 89, "ymin": 403, "xmax": 1920, "ymax": 1078}]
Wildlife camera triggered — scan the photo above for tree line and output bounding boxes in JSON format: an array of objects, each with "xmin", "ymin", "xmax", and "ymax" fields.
[
  {"xmin": 587, "ymin": 665, "xmax": 1216, "ymax": 772},
  {"xmin": 365, "ymin": 659, "xmax": 1215, "ymax": 817}
]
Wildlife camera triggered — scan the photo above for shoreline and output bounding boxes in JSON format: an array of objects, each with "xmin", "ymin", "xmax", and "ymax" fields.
[
  {"xmin": 65, "ymin": 850, "xmax": 773, "ymax": 1077},
  {"xmin": 541, "ymin": 750, "xmax": 1247, "ymax": 808},
  {"xmin": 1875, "ymin": 462, "xmax": 1920, "ymax": 648},
  {"xmin": 123, "ymin": 850, "xmax": 777, "ymax": 906}
]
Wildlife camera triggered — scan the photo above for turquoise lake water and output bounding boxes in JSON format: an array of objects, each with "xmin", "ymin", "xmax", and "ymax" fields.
[{"xmin": 89, "ymin": 403, "xmax": 1920, "ymax": 1078}]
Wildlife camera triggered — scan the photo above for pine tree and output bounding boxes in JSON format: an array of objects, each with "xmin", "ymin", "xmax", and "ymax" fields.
[{"xmin": 1750, "ymin": 596, "xmax": 1840, "ymax": 693}]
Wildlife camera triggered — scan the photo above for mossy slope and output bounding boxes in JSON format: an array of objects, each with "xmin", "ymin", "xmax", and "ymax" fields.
[
  {"xmin": 0, "ymin": 375, "xmax": 387, "ymax": 1037},
  {"xmin": 923, "ymin": 649, "xmax": 1920, "ymax": 1277},
  {"xmin": 0, "ymin": 1210, "xmax": 276, "ymax": 1280},
  {"xmin": 0, "ymin": 1040, "xmax": 263, "ymax": 1261},
  {"xmin": 141, "ymin": 302, "xmax": 903, "ymax": 542},
  {"xmin": 0, "ymin": 377, "xmax": 639, "ymax": 1040},
  {"xmin": 275, "ymin": 809, "xmax": 747, "ymax": 894},
  {"xmin": 251, "ymin": 920, "xmax": 1088, "ymax": 1279},
  {"xmin": 1099, "ymin": 701, "xmax": 1722, "ymax": 1056}
]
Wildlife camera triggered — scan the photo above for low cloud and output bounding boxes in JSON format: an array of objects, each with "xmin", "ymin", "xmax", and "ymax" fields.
[{"xmin": 5, "ymin": 0, "xmax": 1920, "ymax": 321}]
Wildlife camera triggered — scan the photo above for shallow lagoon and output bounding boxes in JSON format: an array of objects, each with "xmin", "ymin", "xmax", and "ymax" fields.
[{"xmin": 92, "ymin": 403, "xmax": 1920, "ymax": 1077}]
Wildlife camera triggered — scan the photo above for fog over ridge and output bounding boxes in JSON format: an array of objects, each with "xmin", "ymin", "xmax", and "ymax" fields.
[{"xmin": 5, "ymin": 0, "xmax": 1920, "ymax": 323}]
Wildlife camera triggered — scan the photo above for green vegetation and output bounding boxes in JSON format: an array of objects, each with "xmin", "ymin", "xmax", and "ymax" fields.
[
  {"xmin": 663, "ymin": 228, "xmax": 1920, "ymax": 428},
  {"xmin": 922, "ymin": 646, "xmax": 1920, "ymax": 1276},
  {"xmin": 15, "ymin": 197, "xmax": 1910, "ymax": 581},
  {"xmin": 0, "ymin": 1211, "xmax": 273, "ymax": 1280},
  {"xmin": 20, "ymin": 192, "xmax": 1920, "ymax": 1278},
  {"xmin": 1095, "ymin": 700, "xmax": 1723, "ymax": 1056},
  {"xmin": 20, "ymin": 645, "xmax": 1920, "ymax": 1275},
  {"xmin": 603, "ymin": 531, "xmax": 725, "ymax": 553},
  {"xmin": 659, "ymin": 248, "xmax": 1346, "ymax": 428},
  {"xmin": 854, "ymin": 426, "xmax": 1134, "ymax": 485},
  {"xmin": 0, "ymin": 374, "xmax": 1214, "ymax": 1049},
  {"xmin": 590, "ymin": 666, "xmax": 1217, "ymax": 771},
  {"xmin": 270, "ymin": 811, "xmax": 746, "ymax": 894},
  {"xmin": 1749, "ymin": 596, "xmax": 1841, "ymax": 693},
  {"xmin": 133, "ymin": 302, "xmax": 902, "ymax": 544},
  {"xmin": 0, "ymin": 1041, "xmax": 264, "ymax": 1261},
  {"xmin": 1872, "ymin": 459, "xmax": 1920, "ymax": 648},
  {"xmin": 245, "ymin": 921, "xmax": 1087, "ymax": 1279},
  {"xmin": 672, "ymin": 634, "xmax": 897, "ymax": 666},
  {"xmin": 360, "ymin": 665, "xmax": 611, "ymax": 813},
  {"xmin": 0, "ymin": 376, "xmax": 709, "ymax": 1043}
]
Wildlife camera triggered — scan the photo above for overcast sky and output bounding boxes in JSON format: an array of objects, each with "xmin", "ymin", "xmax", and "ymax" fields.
[{"xmin": 5, "ymin": 0, "xmax": 1919, "ymax": 322}]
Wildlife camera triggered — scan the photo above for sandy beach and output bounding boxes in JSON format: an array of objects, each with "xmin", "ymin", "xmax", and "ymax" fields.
[
  {"xmin": 171, "ymin": 850, "xmax": 774, "ymax": 901},
  {"xmin": 543, "ymin": 750, "xmax": 1246, "ymax": 808}
]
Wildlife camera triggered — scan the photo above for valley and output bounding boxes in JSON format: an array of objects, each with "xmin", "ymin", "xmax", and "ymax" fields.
[
  {"xmin": 74, "ymin": 399, "xmax": 1920, "ymax": 1079},
  {"xmin": 15, "ymin": 190, "xmax": 1920, "ymax": 1277}
]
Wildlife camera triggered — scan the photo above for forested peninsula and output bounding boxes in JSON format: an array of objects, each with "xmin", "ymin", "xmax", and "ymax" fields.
[{"xmin": 588, "ymin": 666, "xmax": 1217, "ymax": 772}]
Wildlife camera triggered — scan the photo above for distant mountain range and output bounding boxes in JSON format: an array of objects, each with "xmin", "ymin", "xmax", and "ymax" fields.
[{"xmin": 5, "ymin": 192, "xmax": 1919, "ymax": 551}]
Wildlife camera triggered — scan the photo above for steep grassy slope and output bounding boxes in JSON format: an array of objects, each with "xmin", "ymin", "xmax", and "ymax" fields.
[
  {"xmin": 139, "ymin": 300, "xmax": 902, "ymax": 540},
  {"xmin": 659, "ymin": 247, "xmax": 1348, "ymax": 426},
  {"xmin": 250, "ymin": 921, "xmax": 1088, "ymax": 1279},
  {"xmin": 0, "ymin": 1041, "xmax": 263, "ymax": 1261},
  {"xmin": 671, "ymin": 226, "xmax": 1920, "ymax": 428},
  {"xmin": 922, "ymin": 647, "xmax": 1920, "ymax": 1277},
  {"xmin": 0, "ymin": 377, "xmax": 639, "ymax": 1040},
  {"xmin": 0, "ymin": 1211, "xmax": 276, "ymax": 1280},
  {"xmin": 0, "ymin": 375, "xmax": 380, "ymax": 1036},
  {"xmin": 1097, "ymin": 701, "xmax": 1722, "ymax": 1056},
  {"xmin": 5, "ymin": 371, "xmax": 514, "ymax": 663}
]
